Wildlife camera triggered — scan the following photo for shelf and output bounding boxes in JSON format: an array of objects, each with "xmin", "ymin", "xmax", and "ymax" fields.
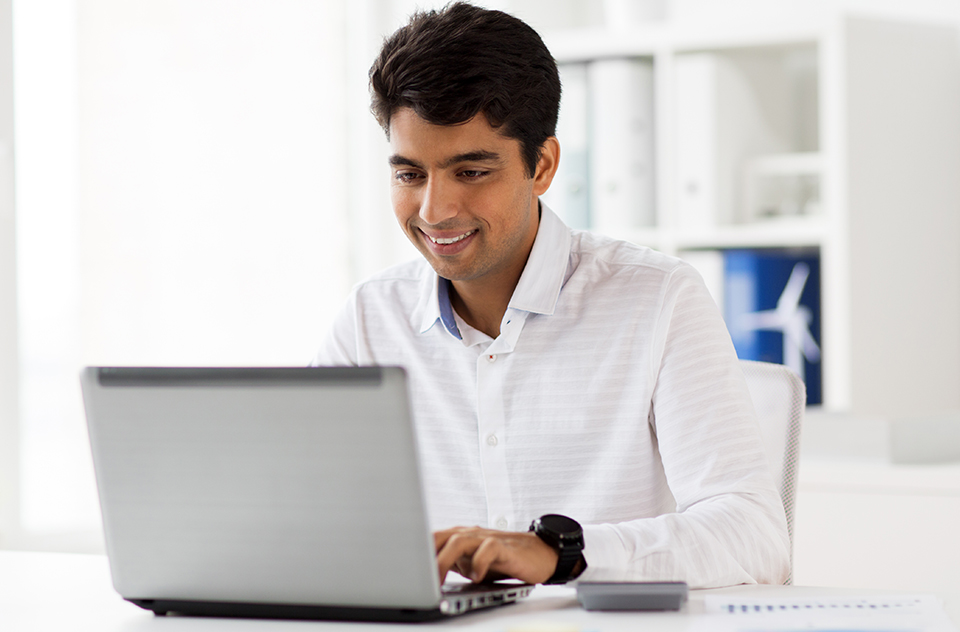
[
  {"xmin": 545, "ymin": 20, "xmax": 822, "ymax": 63},
  {"xmin": 799, "ymin": 459, "xmax": 960, "ymax": 496},
  {"xmin": 547, "ymin": 15, "xmax": 960, "ymax": 417},
  {"xmin": 674, "ymin": 216, "xmax": 828, "ymax": 250},
  {"xmin": 602, "ymin": 218, "xmax": 827, "ymax": 253},
  {"xmin": 747, "ymin": 152, "xmax": 823, "ymax": 176}
]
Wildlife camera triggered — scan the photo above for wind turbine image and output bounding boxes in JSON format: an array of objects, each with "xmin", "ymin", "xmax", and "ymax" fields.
[{"xmin": 737, "ymin": 262, "xmax": 821, "ymax": 382}]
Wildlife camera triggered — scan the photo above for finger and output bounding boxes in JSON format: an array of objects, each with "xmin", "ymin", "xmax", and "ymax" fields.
[
  {"xmin": 433, "ymin": 526, "xmax": 475, "ymax": 553},
  {"xmin": 434, "ymin": 530, "xmax": 453, "ymax": 553},
  {"xmin": 467, "ymin": 537, "xmax": 503, "ymax": 583},
  {"xmin": 436, "ymin": 533, "xmax": 480, "ymax": 585}
]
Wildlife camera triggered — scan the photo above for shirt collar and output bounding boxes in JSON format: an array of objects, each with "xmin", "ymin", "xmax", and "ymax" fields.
[
  {"xmin": 414, "ymin": 202, "xmax": 571, "ymax": 339},
  {"xmin": 416, "ymin": 271, "xmax": 462, "ymax": 339},
  {"xmin": 508, "ymin": 204, "xmax": 571, "ymax": 315}
]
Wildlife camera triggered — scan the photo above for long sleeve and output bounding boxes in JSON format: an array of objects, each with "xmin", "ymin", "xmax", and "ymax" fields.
[{"xmin": 578, "ymin": 264, "xmax": 791, "ymax": 587}]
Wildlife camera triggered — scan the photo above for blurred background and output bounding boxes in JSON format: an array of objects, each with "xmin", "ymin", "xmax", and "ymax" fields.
[{"xmin": 1, "ymin": 0, "xmax": 959, "ymax": 616}]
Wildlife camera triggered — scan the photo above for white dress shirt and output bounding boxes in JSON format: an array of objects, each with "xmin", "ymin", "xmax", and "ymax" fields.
[{"xmin": 314, "ymin": 206, "xmax": 790, "ymax": 588}]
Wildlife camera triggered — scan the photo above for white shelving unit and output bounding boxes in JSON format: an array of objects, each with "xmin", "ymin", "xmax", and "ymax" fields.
[{"xmin": 544, "ymin": 14, "xmax": 960, "ymax": 417}]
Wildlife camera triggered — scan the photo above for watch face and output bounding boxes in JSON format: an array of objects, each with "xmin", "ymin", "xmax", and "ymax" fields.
[{"xmin": 539, "ymin": 514, "xmax": 582, "ymax": 537}]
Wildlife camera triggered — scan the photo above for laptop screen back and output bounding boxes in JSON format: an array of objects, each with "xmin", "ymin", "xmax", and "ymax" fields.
[{"xmin": 81, "ymin": 366, "xmax": 441, "ymax": 610}]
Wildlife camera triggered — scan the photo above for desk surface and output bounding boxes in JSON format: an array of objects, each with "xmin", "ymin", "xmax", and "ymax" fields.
[{"xmin": 2, "ymin": 551, "xmax": 956, "ymax": 632}]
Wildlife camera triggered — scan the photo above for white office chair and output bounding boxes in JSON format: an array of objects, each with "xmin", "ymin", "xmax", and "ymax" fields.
[{"xmin": 739, "ymin": 359, "xmax": 805, "ymax": 585}]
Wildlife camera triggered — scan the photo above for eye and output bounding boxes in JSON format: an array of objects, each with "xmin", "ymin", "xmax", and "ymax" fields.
[
  {"xmin": 394, "ymin": 171, "xmax": 422, "ymax": 184},
  {"xmin": 460, "ymin": 170, "xmax": 489, "ymax": 180}
]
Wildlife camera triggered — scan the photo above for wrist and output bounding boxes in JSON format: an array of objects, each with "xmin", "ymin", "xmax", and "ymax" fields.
[{"xmin": 529, "ymin": 514, "xmax": 587, "ymax": 584}]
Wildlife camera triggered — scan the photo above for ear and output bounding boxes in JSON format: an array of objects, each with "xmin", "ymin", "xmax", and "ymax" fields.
[{"xmin": 532, "ymin": 136, "xmax": 560, "ymax": 197}]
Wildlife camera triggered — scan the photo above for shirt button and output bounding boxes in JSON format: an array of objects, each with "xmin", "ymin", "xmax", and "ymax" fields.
[
  {"xmin": 496, "ymin": 517, "xmax": 508, "ymax": 529},
  {"xmin": 487, "ymin": 354, "xmax": 497, "ymax": 363},
  {"xmin": 486, "ymin": 434, "xmax": 498, "ymax": 447}
]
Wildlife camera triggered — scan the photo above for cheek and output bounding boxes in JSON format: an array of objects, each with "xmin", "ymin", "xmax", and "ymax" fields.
[
  {"xmin": 502, "ymin": 181, "xmax": 536, "ymax": 227},
  {"xmin": 391, "ymin": 189, "xmax": 417, "ymax": 224},
  {"xmin": 470, "ymin": 181, "xmax": 525, "ymax": 221}
]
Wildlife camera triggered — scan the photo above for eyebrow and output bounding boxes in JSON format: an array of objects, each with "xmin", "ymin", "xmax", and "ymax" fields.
[{"xmin": 388, "ymin": 150, "xmax": 503, "ymax": 170}]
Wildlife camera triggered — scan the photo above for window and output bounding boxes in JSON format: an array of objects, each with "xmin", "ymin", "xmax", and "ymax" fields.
[{"xmin": 8, "ymin": 0, "xmax": 414, "ymax": 550}]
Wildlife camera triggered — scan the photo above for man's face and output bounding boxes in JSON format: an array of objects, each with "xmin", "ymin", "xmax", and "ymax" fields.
[{"xmin": 388, "ymin": 108, "xmax": 551, "ymax": 285}]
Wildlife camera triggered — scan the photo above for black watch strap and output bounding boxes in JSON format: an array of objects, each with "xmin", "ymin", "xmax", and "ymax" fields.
[
  {"xmin": 530, "ymin": 514, "xmax": 587, "ymax": 585},
  {"xmin": 545, "ymin": 547, "xmax": 583, "ymax": 585}
]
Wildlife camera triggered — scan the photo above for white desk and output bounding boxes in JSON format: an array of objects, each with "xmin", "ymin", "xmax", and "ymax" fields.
[{"xmin": 1, "ymin": 551, "xmax": 955, "ymax": 632}]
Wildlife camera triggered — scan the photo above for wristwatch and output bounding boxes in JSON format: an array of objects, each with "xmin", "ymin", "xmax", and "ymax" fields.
[{"xmin": 529, "ymin": 514, "xmax": 587, "ymax": 584}]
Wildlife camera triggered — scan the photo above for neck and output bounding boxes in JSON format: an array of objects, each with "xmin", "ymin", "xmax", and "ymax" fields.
[{"xmin": 449, "ymin": 269, "xmax": 520, "ymax": 339}]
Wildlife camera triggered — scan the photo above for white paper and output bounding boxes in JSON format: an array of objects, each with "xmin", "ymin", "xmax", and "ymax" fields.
[{"xmin": 698, "ymin": 594, "xmax": 957, "ymax": 632}]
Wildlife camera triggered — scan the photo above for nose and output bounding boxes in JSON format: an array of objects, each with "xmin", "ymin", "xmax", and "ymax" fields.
[{"xmin": 419, "ymin": 176, "xmax": 459, "ymax": 226}]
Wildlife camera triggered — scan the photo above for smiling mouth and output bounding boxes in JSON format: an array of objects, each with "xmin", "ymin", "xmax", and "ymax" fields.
[{"xmin": 426, "ymin": 229, "xmax": 477, "ymax": 245}]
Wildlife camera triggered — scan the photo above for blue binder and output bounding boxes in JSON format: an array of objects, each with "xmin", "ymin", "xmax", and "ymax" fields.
[{"xmin": 723, "ymin": 249, "xmax": 821, "ymax": 405}]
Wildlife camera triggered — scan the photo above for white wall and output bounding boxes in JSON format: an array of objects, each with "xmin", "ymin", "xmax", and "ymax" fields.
[
  {"xmin": 0, "ymin": 0, "xmax": 18, "ymax": 548},
  {"xmin": 76, "ymin": 0, "xmax": 352, "ymax": 367},
  {"xmin": 11, "ymin": 0, "xmax": 366, "ymax": 545},
  {"xmin": 13, "ymin": 0, "xmax": 88, "ymax": 542}
]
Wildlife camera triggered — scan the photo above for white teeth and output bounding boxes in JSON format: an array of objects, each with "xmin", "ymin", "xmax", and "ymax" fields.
[{"xmin": 429, "ymin": 230, "xmax": 475, "ymax": 245}]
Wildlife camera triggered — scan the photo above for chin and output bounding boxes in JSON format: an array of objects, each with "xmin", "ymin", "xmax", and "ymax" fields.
[{"xmin": 426, "ymin": 260, "xmax": 477, "ymax": 282}]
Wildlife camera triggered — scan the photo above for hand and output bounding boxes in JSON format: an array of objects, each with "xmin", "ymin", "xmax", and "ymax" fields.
[{"xmin": 434, "ymin": 526, "xmax": 559, "ymax": 585}]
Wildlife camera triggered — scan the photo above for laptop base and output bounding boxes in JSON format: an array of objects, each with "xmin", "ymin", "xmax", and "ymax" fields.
[{"xmin": 130, "ymin": 598, "xmax": 448, "ymax": 622}]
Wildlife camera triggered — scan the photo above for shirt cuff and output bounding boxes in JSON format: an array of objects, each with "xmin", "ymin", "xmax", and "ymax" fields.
[
  {"xmin": 579, "ymin": 523, "xmax": 631, "ymax": 581},
  {"xmin": 578, "ymin": 522, "xmax": 685, "ymax": 583}
]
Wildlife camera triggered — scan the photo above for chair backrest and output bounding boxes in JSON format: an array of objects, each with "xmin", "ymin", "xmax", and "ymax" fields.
[{"xmin": 739, "ymin": 359, "xmax": 805, "ymax": 584}]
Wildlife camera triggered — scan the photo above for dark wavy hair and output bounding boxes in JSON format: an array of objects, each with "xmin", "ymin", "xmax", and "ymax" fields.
[{"xmin": 369, "ymin": 2, "xmax": 561, "ymax": 177}]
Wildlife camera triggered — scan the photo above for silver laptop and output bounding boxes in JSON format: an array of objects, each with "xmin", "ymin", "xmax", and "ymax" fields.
[{"xmin": 80, "ymin": 366, "xmax": 532, "ymax": 621}]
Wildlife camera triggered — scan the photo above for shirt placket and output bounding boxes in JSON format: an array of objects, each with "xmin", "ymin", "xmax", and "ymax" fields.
[{"xmin": 474, "ymin": 309, "xmax": 528, "ymax": 531}]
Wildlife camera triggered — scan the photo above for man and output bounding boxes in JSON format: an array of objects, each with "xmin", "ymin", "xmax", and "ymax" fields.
[{"xmin": 315, "ymin": 2, "xmax": 790, "ymax": 588}]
